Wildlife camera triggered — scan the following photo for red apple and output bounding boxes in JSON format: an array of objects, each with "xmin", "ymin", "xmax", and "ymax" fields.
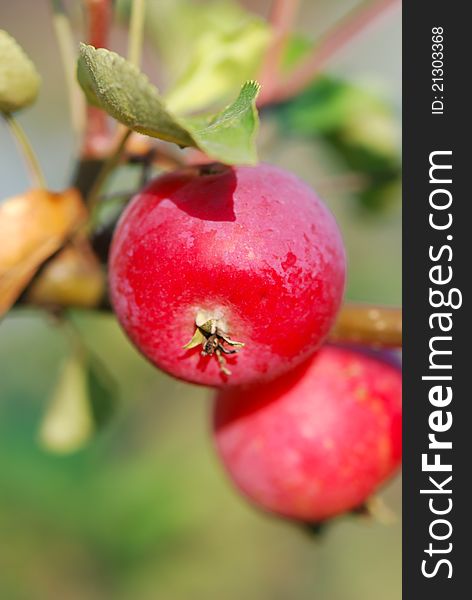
[
  {"xmin": 109, "ymin": 164, "xmax": 345, "ymax": 386},
  {"xmin": 213, "ymin": 345, "xmax": 402, "ymax": 521}
]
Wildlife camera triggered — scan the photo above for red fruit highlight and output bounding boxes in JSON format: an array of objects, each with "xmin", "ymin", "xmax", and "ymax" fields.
[
  {"xmin": 213, "ymin": 345, "xmax": 402, "ymax": 521},
  {"xmin": 109, "ymin": 164, "xmax": 345, "ymax": 386}
]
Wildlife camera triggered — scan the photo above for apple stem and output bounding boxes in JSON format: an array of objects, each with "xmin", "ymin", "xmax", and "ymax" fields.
[{"xmin": 3, "ymin": 113, "xmax": 47, "ymax": 188}]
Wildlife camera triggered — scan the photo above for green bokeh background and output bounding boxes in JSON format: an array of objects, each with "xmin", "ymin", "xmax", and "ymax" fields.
[{"xmin": 1, "ymin": 1, "xmax": 401, "ymax": 598}]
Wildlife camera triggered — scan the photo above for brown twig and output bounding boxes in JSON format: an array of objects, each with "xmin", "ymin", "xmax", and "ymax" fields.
[
  {"xmin": 329, "ymin": 303, "xmax": 402, "ymax": 348},
  {"xmin": 81, "ymin": 0, "xmax": 113, "ymax": 159},
  {"xmin": 260, "ymin": 0, "xmax": 400, "ymax": 106},
  {"xmin": 257, "ymin": 0, "xmax": 301, "ymax": 105},
  {"xmin": 15, "ymin": 272, "xmax": 402, "ymax": 352}
]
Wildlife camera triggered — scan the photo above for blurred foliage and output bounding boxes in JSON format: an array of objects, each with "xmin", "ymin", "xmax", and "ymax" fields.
[
  {"xmin": 118, "ymin": 0, "xmax": 270, "ymax": 113},
  {"xmin": 281, "ymin": 34, "xmax": 313, "ymax": 73},
  {"xmin": 164, "ymin": 12, "xmax": 269, "ymax": 114},
  {"xmin": 38, "ymin": 349, "xmax": 96, "ymax": 453},
  {"xmin": 39, "ymin": 340, "xmax": 116, "ymax": 453},
  {"xmin": 268, "ymin": 75, "xmax": 401, "ymax": 212},
  {"xmin": 0, "ymin": 29, "xmax": 41, "ymax": 113},
  {"xmin": 0, "ymin": 312, "xmax": 401, "ymax": 600},
  {"xmin": 27, "ymin": 241, "xmax": 105, "ymax": 309}
]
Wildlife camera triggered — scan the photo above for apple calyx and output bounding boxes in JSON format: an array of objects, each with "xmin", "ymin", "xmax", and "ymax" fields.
[{"xmin": 183, "ymin": 310, "xmax": 244, "ymax": 376}]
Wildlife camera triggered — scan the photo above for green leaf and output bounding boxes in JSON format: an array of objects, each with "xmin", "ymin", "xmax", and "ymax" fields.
[
  {"xmin": 77, "ymin": 44, "xmax": 260, "ymax": 164},
  {"xmin": 0, "ymin": 30, "xmax": 41, "ymax": 113},
  {"xmin": 165, "ymin": 17, "xmax": 269, "ymax": 115},
  {"xmin": 76, "ymin": 53, "xmax": 102, "ymax": 109},
  {"xmin": 128, "ymin": 0, "xmax": 266, "ymax": 103},
  {"xmin": 184, "ymin": 80, "xmax": 260, "ymax": 165},
  {"xmin": 273, "ymin": 77, "xmax": 398, "ymax": 153},
  {"xmin": 271, "ymin": 77, "xmax": 401, "ymax": 212},
  {"xmin": 77, "ymin": 43, "xmax": 194, "ymax": 146}
]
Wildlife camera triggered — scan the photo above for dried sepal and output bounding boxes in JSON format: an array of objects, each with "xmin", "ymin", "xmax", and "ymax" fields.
[
  {"xmin": 183, "ymin": 327, "xmax": 207, "ymax": 350},
  {"xmin": 182, "ymin": 311, "xmax": 244, "ymax": 376}
]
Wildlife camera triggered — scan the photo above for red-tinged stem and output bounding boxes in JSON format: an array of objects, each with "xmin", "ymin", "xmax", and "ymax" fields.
[
  {"xmin": 83, "ymin": 108, "xmax": 111, "ymax": 158},
  {"xmin": 86, "ymin": 0, "xmax": 113, "ymax": 47},
  {"xmin": 261, "ymin": 0, "xmax": 400, "ymax": 106},
  {"xmin": 257, "ymin": 0, "xmax": 301, "ymax": 105},
  {"xmin": 84, "ymin": 0, "xmax": 147, "ymax": 216},
  {"xmin": 81, "ymin": 0, "xmax": 113, "ymax": 159},
  {"xmin": 329, "ymin": 303, "xmax": 402, "ymax": 348}
]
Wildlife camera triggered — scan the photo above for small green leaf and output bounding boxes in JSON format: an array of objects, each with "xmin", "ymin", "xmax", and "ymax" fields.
[
  {"xmin": 77, "ymin": 44, "xmax": 260, "ymax": 165},
  {"xmin": 77, "ymin": 43, "xmax": 194, "ymax": 146},
  {"xmin": 76, "ymin": 54, "xmax": 102, "ymax": 108},
  {"xmin": 184, "ymin": 80, "xmax": 261, "ymax": 165},
  {"xmin": 0, "ymin": 30, "xmax": 41, "ymax": 113}
]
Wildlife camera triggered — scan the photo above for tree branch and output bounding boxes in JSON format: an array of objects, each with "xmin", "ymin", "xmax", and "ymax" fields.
[
  {"xmin": 258, "ymin": 0, "xmax": 301, "ymax": 105},
  {"xmin": 328, "ymin": 303, "xmax": 402, "ymax": 348},
  {"xmin": 261, "ymin": 0, "xmax": 400, "ymax": 106},
  {"xmin": 15, "ymin": 271, "xmax": 403, "ymax": 353}
]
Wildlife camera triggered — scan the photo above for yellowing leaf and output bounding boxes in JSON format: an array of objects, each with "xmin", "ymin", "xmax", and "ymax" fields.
[
  {"xmin": 0, "ymin": 29, "xmax": 41, "ymax": 113},
  {"xmin": 0, "ymin": 188, "xmax": 87, "ymax": 316},
  {"xmin": 27, "ymin": 240, "xmax": 105, "ymax": 308},
  {"xmin": 38, "ymin": 353, "xmax": 94, "ymax": 454}
]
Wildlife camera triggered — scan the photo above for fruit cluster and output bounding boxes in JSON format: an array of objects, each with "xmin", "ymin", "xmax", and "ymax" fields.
[{"xmin": 109, "ymin": 163, "xmax": 402, "ymax": 525}]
